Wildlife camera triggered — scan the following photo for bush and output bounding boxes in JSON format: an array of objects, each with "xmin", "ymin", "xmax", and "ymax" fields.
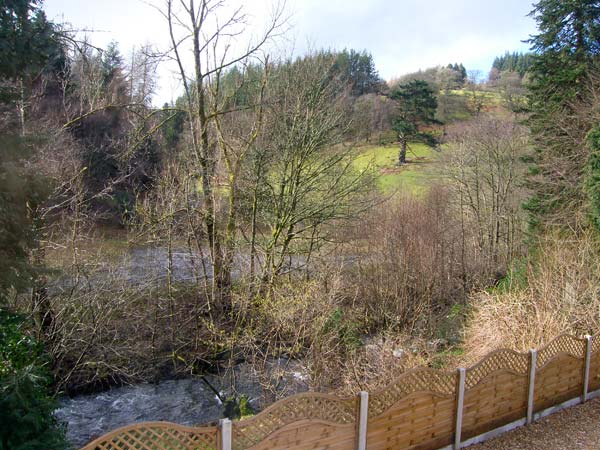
[
  {"xmin": 348, "ymin": 186, "xmax": 490, "ymax": 335},
  {"xmin": 0, "ymin": 310, "xmax": 69, "ymax": 450}
]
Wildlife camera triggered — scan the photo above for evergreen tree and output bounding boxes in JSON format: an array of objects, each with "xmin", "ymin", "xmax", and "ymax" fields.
[
  {"xmin": 528, "ymin": 0, "xmax": 600, "ymax": 103},
  {"xmin": 0, "ymin": 0, "xmax": 61, "ymax": 80},
  {"xmin": 524, "ymin": 0, "xmax": 600, "ymax": 230},
  {"xmin": 0, "ymin": 2, "xmax": 69, "ymax": 449},
  {"xmin": 585, "ymin": 126, "xmax": 600, "ymax": 230},
  {"xmin": 0, "ymin": 310, "xmax": 68, "ymax": 450},
  {"xmin": 101, "ymin": 41, "xmax": 124, "ymax": 87},
  {"xmin": 458, "ymin": 63, "xmax": 467, "ymax": 84},
  {"xmin": 100, "ymin": 41, "xmax": 127, "ymax": 102},
  {"xmin": 491, "ymin": 52, "xmax": 535, "ymax": 77},
  {"xmin": 161, "ymin": 101, "xmax": 186, "ymax": 149},
  {"xmin": 334, "ymin": 49, "xmax": 383, "ymax": 96},
  {"xmin": 390, "ymin": 80, "xmax": 439, "ymax": 165}
]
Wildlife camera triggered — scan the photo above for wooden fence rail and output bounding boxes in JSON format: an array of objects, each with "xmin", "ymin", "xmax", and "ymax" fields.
[{"xmin": 81, "ymin": 332, "xmax": 600, "ymax": 450}]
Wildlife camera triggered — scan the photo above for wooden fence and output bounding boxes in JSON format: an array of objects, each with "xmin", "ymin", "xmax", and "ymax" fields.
[{"xmin": 80, "ymin": 332, "xmax": 600, "ymax": 450}]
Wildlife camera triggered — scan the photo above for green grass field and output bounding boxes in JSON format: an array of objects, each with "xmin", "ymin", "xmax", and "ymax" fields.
[
  {"xmin": 449, "ymin": 88, "xmax": 503, "ymax": 105},
  {"xmin": 353, "ymin": 143, "xmax": 440, "ymax": 196}
]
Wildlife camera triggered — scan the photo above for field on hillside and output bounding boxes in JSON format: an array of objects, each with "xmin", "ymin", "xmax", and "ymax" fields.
[
  {"xmin": 449, "ymin": 88, "xmax": 503, "ymax": 103},
  {"xmin": 354, "ymin": 143, "xmax": 441, "ymax": 195}
]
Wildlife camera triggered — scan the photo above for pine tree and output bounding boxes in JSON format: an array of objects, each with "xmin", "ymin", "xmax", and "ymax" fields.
[
  {"xmin": 334, "ymin": 49, "xmax": 382, "ymax": 96},
  {"xmin": 0, "ymin": 2, "xmax": 70, "ymax": 448},
  {"xmin": 528, "ymin": 0, "xmax": 600, "ymax": 104},
  {"xmin": 390, "ymin": 80, "xmax": 438, "ymax": 165},
  {"xmin": 491, "ymin": 52, "xmax": 534, "ymax": 77},
  {"xmin": 524, "ymin": 0, "xmax": 600, "ymax": 230},
  {"xmin": 0, "ymin": 0, "xmax": 63, "ymax": 102},
  {"xmin": 585, "ymin": 126, "xmax": 600, "ymax": 230}
]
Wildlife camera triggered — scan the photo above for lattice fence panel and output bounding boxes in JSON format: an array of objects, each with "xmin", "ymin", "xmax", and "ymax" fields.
[
  {"xmin": 366, "ymin": 393, "xmax": 455, "ymax": 450},
  {"xmin": 462, "ymin": 370, "xmax": 528, "ymax": 441},
  {"xmin": 80, "ymin": 422, "xmax": 217, "ymax": 450},
  {"xmin": 593, "ymin": 334, "xmax": 600, "ymax": 354},
  {"xmin": 537, "ymin": 334, "xmax": 586, "ymax": 369},
  {"xmin": 590, "ymin": 351, "xmax": 600, "ymax": 391},
  {"xmin": 368, "ymin": 368, "xmax": 456, "ymax": 418},
  {"xmin": 465, "ymin": 349, "xmax": 529, "ymax": 390},
  {"xmin": 232, "ymin": 393, "xmax": 356, "ymax": 450}
]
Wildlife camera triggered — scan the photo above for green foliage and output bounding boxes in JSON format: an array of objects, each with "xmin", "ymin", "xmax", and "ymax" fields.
[
  {"xmin": 161, "ymin": 101, "xmax": 186, "ymax": 149},
  {"xmin": 391, "ymin": 80, "xmax": 438, "ymax": 134},
  {"xmin": 223, "ymin": 394, "xmax": 255, "ymax": 420},
  {"xmin": 492, "ymin": 51, "xmax": 534, "ymax": 77},
  {"xmin": 238, "ymin": 395, "xmax": 255, "ymax": 418},
  {"xmin": 434, "ymin": 302, "xmax": 471, "ymax": 349},
  {"xmin": 0, "ymin": 109, "xmax": 62, "ymax": 450},
  {"xmin": 524, "ymin": 0, "xmax": 600, "ymax": 231},
  {"xmin": 527, "ymin": 0, "xmax": 600, "ymax": 105},
  {"xmin": 0, "ymin": 6, "xmax": 68, "ymax": 445},
  {"xmin": 0, "ymin": 0, "xmax": 64, "ymax": 102},
  {"xmin": 322, "ymin": 308, "xmax": 362, "ymax": 352},
  {"xmin": 219, "ymin": 64, "xmax": 265, "ymax": 108},
  {"xmin": 490, "ymin": 258, "xmax": 529, "ymax": 294},
  {"xmin": 391, "ymin": 80, "xmax": 439, "ymax": 164},
  {"xmin": 528, "ymin": 0, "xmax": 600, "ymax": 56},
  {"xmin": 431, "ymin": 347, "xmax": 464, "ymax": 369},
  {"xmin": 0, "ymin": 0, "xmax": 61, "ymax": 79},
  {"xmin": 333, "ymin": 49, "xmax": 383, "ymax": 96},
  {"xmin": 100, "ymin": 41, "xmax": 123, "ymax": 87},
  {"xmin": 585, "ymin": 126, "xmax": 600, "ymax": 230},
  {"xmin": 454, "ymin": 63, "xmax": 467, "ymax": 82},
  {"xmin": 445, "ymin": 62, "xmax": 467, "ymax": 86},
  {"xmin": 0, "ymin": 310, "xmax": 69, "ymax": 450}
]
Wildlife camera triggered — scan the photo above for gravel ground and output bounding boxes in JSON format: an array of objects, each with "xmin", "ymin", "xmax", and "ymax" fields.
[{"xmin": 467, "ymin": 397, "xmax": 600, "ymax": 449}]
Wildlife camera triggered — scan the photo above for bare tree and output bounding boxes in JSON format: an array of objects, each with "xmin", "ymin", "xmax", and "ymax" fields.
[
  {"xmin": 242, "ymin": 53, "xmax": 375, "ymax": 290},
  {"xmin": 159, "ymin": 0, "xmax": 286, "ymax": 305},
  {"xmin": 466, "ymin": 70, "xmax": 485, "ymax": 116},
  {"xmin": 497, "ymin": 71, "xmax": 527, "ymax": 112},
  {"xmin": 442, "ymin": 114, "xmax": 528, "ymax": 269}
]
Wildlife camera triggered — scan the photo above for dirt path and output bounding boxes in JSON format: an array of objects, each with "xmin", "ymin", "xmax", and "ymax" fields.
[{"xmin": 467, "ymin": 397, "xmax": 600, "ymax": 449}]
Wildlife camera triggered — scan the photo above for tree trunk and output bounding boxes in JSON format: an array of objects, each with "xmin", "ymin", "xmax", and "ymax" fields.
[
  {"xmin": 188, "ymin": 1, "xmax": 230, "ymax": 302},
  {"xmin": 398, "ymin": 139, "xmax": 407, "ymax": 165}
]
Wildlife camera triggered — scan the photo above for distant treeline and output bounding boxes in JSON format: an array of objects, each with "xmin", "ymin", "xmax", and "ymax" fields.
[
  {"xmin": 393, "ymin": 62, "xmax": 468, "ymax": 91},
  {"xmin": 492, "ymin": 51, "xmax": 535, "ymax": 77}
]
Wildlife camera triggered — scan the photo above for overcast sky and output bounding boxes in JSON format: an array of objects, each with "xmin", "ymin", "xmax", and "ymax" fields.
[{"xmin": 43, "ymin": 0, "xmax": 538, "ymax": 105}]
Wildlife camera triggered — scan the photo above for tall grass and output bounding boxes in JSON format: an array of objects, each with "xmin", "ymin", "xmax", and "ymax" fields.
[{"xmin": 463, "ymin": 229, "xmax": 600, "ymax": 362}]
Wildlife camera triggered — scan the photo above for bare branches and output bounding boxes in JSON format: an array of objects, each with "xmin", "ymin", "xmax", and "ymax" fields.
[
  {"xmin": 442, "ymin": 114, "xmax": 529, "ymax": 268},
  {"xmin": 158, "ymin": 0, "xmax": 289, "ymax": 300}
]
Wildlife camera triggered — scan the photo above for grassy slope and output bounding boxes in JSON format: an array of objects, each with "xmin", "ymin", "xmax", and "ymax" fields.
[
  {"xmin": 353, "ymin": 88, "xmax": 504, "ymax": 195},
  {"xmin": 449, "ymin": 88, "xmax": 503, "ymax": 103},
  {"xmin": 353, "ymin": 143, "xmax": 440, "ymax": 195}
]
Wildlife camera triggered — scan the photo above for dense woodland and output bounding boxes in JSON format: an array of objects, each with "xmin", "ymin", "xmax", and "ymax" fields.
[{"xmin": 1, "ymin": 0, "xmax": 600, "ymax": 448}]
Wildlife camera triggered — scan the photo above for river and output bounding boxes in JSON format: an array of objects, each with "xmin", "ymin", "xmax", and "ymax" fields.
[
  {"xmin": 55, "ymin": 359, "xmax": 309, "ymax": 448},
  {"xmin": 52, "ymin": 245, "xmax": 321, "ymax": 447}
]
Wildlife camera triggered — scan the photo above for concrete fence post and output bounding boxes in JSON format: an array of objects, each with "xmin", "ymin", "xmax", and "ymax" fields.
[
  {"xmin": 454, "ymin": 368, "xmax": 466, "ymax": 450},
  {"xmin": 527, "ymin": 349, "xmax": 537, "ymax": 424},
  {"xmin": 220, "ymin": 418, "xmax": 232, "ymax": 450},
  {"xmin": 357, "ymin": 391, "xmax": 369, "ymax": 450},
  {"xmin": 583, "ymin": 335, "xmax": 593, "ymax": 402}
]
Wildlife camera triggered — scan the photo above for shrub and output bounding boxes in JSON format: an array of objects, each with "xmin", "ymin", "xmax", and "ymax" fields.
[{"xmin": 0, "ymin": 309, "xmax": 69, "ymax": 450}]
